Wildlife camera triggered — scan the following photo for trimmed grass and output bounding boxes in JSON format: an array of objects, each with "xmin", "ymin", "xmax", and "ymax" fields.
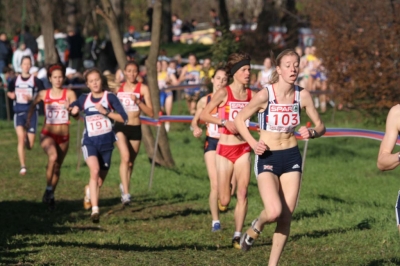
[{"xmin": 0, "ymin": 107, "xmax": 400, "ymax": 265}]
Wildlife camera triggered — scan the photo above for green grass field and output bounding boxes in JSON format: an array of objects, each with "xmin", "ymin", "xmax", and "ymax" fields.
[{"xmin": 1, "ymin": 107, "xmax": 400, "ymax": 266}]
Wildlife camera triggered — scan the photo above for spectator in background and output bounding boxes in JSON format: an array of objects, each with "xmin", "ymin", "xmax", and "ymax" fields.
[
  {"xmin": 67, "ymin": 28, "xmax": 84, "ymax": 71},
  {"xmin": 22, "ymin": 25, "xmax": 38, "ymax": 55},
  {"xmin": 200, "ymin": 58, "xmax": 215, "ymax": 84},
  {"xmin": 123, "ymin": 26, "xmax": 140, "ymax": 45},
  {"xmin": 12, "ymin": 42, "xmax": 34, "ymax": 73},
  {"xmin": 257, "ymin": 57, "xmax": 274, "ymax": 88},
  {"xmin": 36, "ymin": 34, "xmax": 45, "ymax": 67},
  {"xmin": 54, "ymin": 29, "xmax": 68, "ymax": 65},
  {"xmin": 65, "ymin": 67, "xmax": 84, "ymax": 85},
  {"xmin": 179, "ymin": 53, "xmax": 202, "ymax": 115},
  {"xmin": 2, "ymin": 66, "xmax": 16, "ymax": 86},
  {"xmin": 97, "ymin": 36, "xmax": 117, "ymax": 74},
  {"xmin": 250, "ymin": 16, "xmax": 258, "ymax": 31},
  {"xmin": 12, "ymin": 29, "xmax": 21, "ymax": 52},
  {"xmin": 190, "ymin": 19, "xmax": 198, "ymax": 33},
  {"xmin": 172, "ymin": 14, "xmax": 183, "ymax": 40},
  {"xmin": 0, "ymin": 33, "xmax": 12, "ymax": 73},
  {"xmin": 181, "ymin": 20, "xmax": 192, "ymax": 34},
  {"xmin": 236, "ymin": 12, "xmax": 247, "ymax": 29},
  {"xmin": 209, "ymin": 8, "xmax": 220, "ymax": 27},
  {"xmin": 83, "ymin": 32, "xmax": 101, "ymax": 69},
  {"xmin": 173, "ymin": 54, "xmax": 183, "ymax": 75}
]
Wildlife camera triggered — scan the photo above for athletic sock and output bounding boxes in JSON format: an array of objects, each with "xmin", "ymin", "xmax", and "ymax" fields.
[
  {"xmin": 212, "ymin": 220, "xmax": 220, "ymax": 227},
  {"xmin": 92, "ymin": 206, "xmax": 99, "ymax": 214},
  {"xmin": 233, "ymin": 231, "xmax": 241, "ymax": 238}
]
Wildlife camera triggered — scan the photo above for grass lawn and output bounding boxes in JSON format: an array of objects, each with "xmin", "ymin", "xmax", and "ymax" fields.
[{"xmin": 0, "ymin": 107, "xmax": 400, "ymax": 265}]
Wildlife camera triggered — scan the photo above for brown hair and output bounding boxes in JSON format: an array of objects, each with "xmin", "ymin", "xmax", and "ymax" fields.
[
  {"xmin": 212, "ymin": 67, "xmax": 227, "ymax": 78},
  {"xmin": 47, "ymin": 63, "xmax": 65, "ymax": 80},
  {"xmin": 225, "ymin": 52, "xmax": 251, "ymax": 77},
  {"xmin": 84, "ymin": 68, "xmax": 110, "ymax": 91},
  {"xmin": 124, "ymin": 60, "xmax": 139, "ymax": 71},
  {"xmin": 269, "ymin": 49, "xmax": 300, "ymax": 84}
]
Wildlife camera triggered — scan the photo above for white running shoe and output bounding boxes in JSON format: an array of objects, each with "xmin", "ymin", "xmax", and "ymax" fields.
[
  {"xmin": 121, "ymin": 193, "xmax": 131, "ymax": 206},
  {"xmin": 19, "ymin": 167, "xmax": 27, "ymax": 176}
]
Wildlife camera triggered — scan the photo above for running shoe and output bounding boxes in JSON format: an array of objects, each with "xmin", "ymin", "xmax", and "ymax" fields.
[
  {"xmin": 121, "ymin": 193, "xmax": 131, "ymax": 206},
  {"xmin": 91, "ymin": 211, "xmax": 100, "ymax": 223},
  {"xmin": 19, "ymin": 167, "xmax": 27, "ymax": 176},
  {"xmin": 83, "ymin": 185, "xmax": 91, "ymax": 210},
  {"xmin": 218, "ymin": 200, "xmax": 228, "ymax": 212},
  {"xmin": 42, "ymin": 189, "xmax": 53, "ymax": 204},
  {"xmin": 232, "ymin": 236, "xmax": 241, "ymax": 249},
  {"xmin": 240, "ymin": 219, "xmax": 261, "ymax": 252},
  {"xmin": 211, "ymin": 222, "xmax": 221, "ymax": 232}
]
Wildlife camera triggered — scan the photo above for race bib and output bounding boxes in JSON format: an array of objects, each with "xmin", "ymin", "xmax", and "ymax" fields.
[
  {"xmin": 228, "ymin": 102, "xmax": 249, "ymax": 127},
  {"xmin": 207, "ymin": 113, "xmax": 220, "ymax": 138},
  {"xmin": 15, "ymin": 88, "xmax": 33, "ymax": 104},
  {"xmin": 85, "ymin": 114, "xmax": 112, "ymax": 137},
  {"xmin": 46, "ymin": 103, "xmax": 69, "ymax": 124},
  {"xmin": 117, "ymin": 92, "xmax": 140, "ymax": 112},
  {"xmin": 267, "ymin": 103, "xmax": 300, "ymax": 132}
]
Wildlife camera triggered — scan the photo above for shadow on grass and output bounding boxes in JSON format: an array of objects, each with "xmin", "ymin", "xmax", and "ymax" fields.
[
  {"xmin": 290, "ymin": 218, "xmax": 374, "ymax": 242},
  {"xmin": 292, "ymin": 208, "xmax": 331, "ymax": 221},
  {"xmin": 318, "ymin": 194, "xmax": 347, "ymax": 204},
  {"xmin": 137, "ymin": 208, "xmax": 209, "ymax": 221},
  {"xmin": 0, "ymin": 249, "xmax": 37, "ymax": 266},
  {"xmin": 363, "ymin": 258, "xmax": 400, "ymax": 266}
]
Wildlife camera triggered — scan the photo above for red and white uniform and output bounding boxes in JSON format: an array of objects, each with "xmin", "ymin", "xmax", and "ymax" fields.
[
  {"xmin": 117, "ymin": 82, "xmax": 143, "ymax": 112},
  {"xmin": 44, "ymin": 89, "xmax": 70, "ymax": 125},
  {"xmin": 218, "ymin": 86, "xmax": 252, "ymax": 135}
]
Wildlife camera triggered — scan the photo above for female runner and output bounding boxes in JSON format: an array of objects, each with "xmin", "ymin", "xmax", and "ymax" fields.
[
  {"xmin": 234, "ymin": 49, "xmax": 325, "ymax": 265},
  {"xmin": 191, "ymin": 68, "xmax": 228, "ymax": 232},
  {"xmin": 200, "ymin": 53, "xmax": 254, "ymax": 248},
  {"xmin": 7, "ymin": 56, "xmax": 45, "ymax": 175},
  {"xmin": 26, "ymin": 64, "xmax": 77, "ymax": 208},
  {"xmin": 114, "ymin": 61, "xmax": 153, "ymax": 205},
  {"xmin": 70, "ymin": 68, "xmax": 128, "ymax": 222}
]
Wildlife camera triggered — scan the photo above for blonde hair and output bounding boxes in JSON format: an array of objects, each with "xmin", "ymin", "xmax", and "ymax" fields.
[{"xmin": 269, "ymin": 49, "xmax": 300, "ymax": 84}]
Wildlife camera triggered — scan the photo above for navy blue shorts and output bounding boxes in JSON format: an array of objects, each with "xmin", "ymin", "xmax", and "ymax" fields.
[
  {"xmin": 255, "ymin": 146, "xmax": 302, "ymax": 177},
  {"xmin": 204, "ymin": 136, "xmax": 219, "ymax": 153},
  {"xmin": 82, "ymin": 144, "xmax": 113, "ymax": 170},
  {"xmin": 14, "ymin": 111, "xmax": 38, "ymax": 134}
]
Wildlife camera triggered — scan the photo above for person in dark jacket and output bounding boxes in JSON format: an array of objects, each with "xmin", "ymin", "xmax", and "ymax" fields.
[
  {"xmin": 0, "ymin": 33, "xmax": 12, "ymax": 73},
  {"xmin": 67, "ymin": 28, "xmax": 84, "ymax": 71}
]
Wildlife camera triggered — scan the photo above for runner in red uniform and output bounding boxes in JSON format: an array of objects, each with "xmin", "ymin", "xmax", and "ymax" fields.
[
  {"xmin": 114, "ymin": 61, "xmax": 153, "ymax": 205},
  {"xmin": 26, "ymin": 63, "xmax": 77, "ymax": 209},
  {"xmin": 200, "ymin": 53, "xmax": 255, "ymax": 248}
]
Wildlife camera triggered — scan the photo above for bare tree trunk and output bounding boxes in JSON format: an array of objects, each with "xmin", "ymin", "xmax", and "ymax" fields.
[
  {"xmin": 96, "ymin": 0, "xmax": 126, "ymax": 71},
  {"xmin": 39, "ymin": 0, "xmax": 59, "ymax": 64},
  {"xmin": 110, "ymin": 0, "xmax": 124, "ymax": 36},
  {"xmin": 218, "ymin": 0, "xmax": 230, "ymax": 31},
  {"xmin": 161, "ymin": 0, "xmax": 172, "ymax": 43},
  {"xmin": 146, "ymin": 0, "xmax": 175, "ymax": 167},
  {"xmin": 256, "ymin": 0, "xmax": 278, "ymax": 36},
  {"xmin": 66, "ymin": 0, "xmax": 77, "ymax": 31},
  {"xmin": 282, "ymin": 0, "xmax": 299, "ymax": 48}
]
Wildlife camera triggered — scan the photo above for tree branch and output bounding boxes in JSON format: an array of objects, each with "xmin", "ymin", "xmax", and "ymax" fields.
[{"xmin": 95, "ymin": 5, "xmax": 110, "ymax": 23}]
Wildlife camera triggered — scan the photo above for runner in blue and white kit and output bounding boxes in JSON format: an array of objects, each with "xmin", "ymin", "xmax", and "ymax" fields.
[
  {"xmin": 7, "ymin": 55, "xmax": 45, "ymax": 175},
  {"xmin": 70, "ymin": 68, "xmax": 128, "ymax": 223},
  {"xmin": 234, "ymin": 49, "xmax": 325, "ymax": 264}
]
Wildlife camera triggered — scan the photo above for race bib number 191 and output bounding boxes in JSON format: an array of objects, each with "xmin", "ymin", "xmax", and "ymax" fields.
[{"xmin": 86, "ymin": 114, "xmax": 112, "ymax": 137}]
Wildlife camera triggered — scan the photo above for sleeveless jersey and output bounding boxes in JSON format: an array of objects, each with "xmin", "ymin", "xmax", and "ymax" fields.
[
  {"xmin": 44, "ymin": 89, "xmax": 70, "ymax": 125},
  {"xmin": 218, "ymin": 86, "xmax": 252, "ymax": 135},
  {"xmin": 82, "ymin": 91, "xmax": 115, "ymax": 146},
  {"xmin": 258, "ymin": 84, "xmax": 301, "ymax": 133},
  {"xmin": 205, "ymin": 93, "xmax": 220, "ymax": 139},
  {"xmin": 117, "ymin": 82, "xmax": 142, "ymax": 112},
  {"xmin": 14, "ymin": 75, "xmax": 38, "ymax": 113}
]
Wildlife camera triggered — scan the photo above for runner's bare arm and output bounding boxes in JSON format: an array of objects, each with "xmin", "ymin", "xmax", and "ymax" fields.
[
  {"xmin": 191, "ymin": 95, "xmax": 207, "ymax": 137},
  {"xmin": 377, "ymin": 105, "xmax": 400, "ymax": 171},
  {"xmin": 138, "ymin": 84, "xmax": 154, "ymax": 117},
  {"xmin": 300, "ymin": 89, "xmax": 325, "ymax": 138},
  {"xmin": 234, "ymin": 89, "xmax": 268, "ymax": 151},
  {"xmin": 26, "ymin": 90, "xmax": 45, "ymax": 128},
  {"xmin": 200, "ymin": 87, "xmax": 226, "ymax": 125}
]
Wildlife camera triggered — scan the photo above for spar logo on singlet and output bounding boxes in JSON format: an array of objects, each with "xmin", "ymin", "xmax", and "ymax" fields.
[
  {"xmin": 267, "ymin": 103, "xmax": 300, "ymax": 132},
  {"xmin": 228, "ymin": 102, "xmax": 249, "ymax": 126}
]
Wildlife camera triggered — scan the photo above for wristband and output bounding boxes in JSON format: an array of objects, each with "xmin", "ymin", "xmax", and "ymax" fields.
[
  {"xmin": 104, "ymin": 110, "xmax": 111, "ymax": 117},
  {"xmin": 309, "ymin": 129, "xmax": 316, "ymax": 139}
]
